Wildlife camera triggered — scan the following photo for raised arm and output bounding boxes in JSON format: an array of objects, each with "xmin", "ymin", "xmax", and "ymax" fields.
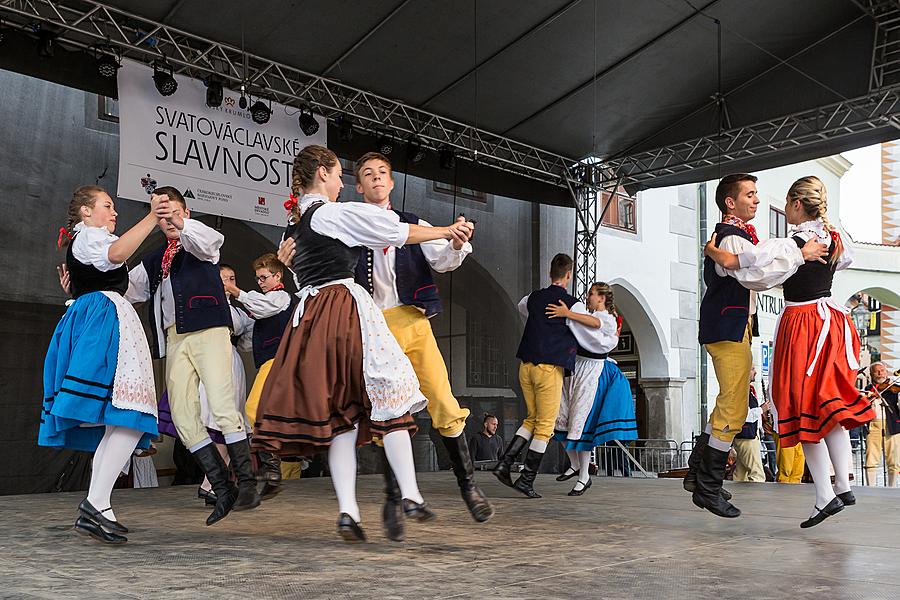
[{"xmin": 546, "ymin": 300, "xmax": 601, "ymax": 328}]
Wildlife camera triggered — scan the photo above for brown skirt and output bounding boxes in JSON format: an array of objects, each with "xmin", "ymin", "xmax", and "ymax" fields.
[{"xmin": 251, "ymin": 284, "xmax": 416, "ymax": 457}]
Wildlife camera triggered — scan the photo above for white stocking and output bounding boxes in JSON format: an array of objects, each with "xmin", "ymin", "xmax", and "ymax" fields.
[
  {"xmin": 578, "ymin": 450, "xmax": 592, "ymax": 483},
  {"xmin": 801, "ymin": 439, "xmax": 836, "ymax": 516},
  {"xmin": 383, "ymin": 430, "xmax": 424, "ymax": 504},
  {"xmin": 823, "ymin": 426, "xmax": 852, "ymax": 495},
  {"xmin": 86, "ymin": 426, "xmax": 143, "ymax": 521},
  {"xmin": 328, "ymin": 425, "xmax": 360, "ymax": 522},
  {"xmin": 564, "ymin": 449, "xmax": 580, "ymax": 475}
]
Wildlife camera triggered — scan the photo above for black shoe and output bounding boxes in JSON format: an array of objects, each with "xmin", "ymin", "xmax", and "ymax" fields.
[
  {"xmin": 800, "ymin": 497, "xmax": 845, "ymax": 529},
  {"xmin": 691, "ymin": 445, "xmax": 741, "ymax": 518},
  {"xmin": 380, "ymin": 450, "xmax": 405, "ymax": 542},
  {"xmin": 556, "ymin": 468, "xmax": 578, "ymax": 482},
  {"xmin": 493, "ymin": 434, "xmax": 528, "ymax": 488},
  {"xmin": 683, "ymin": 433, "xmax": 733, "ymax": 501},
  {"xmin": 74, "ymin": 516, "xmax": 127, "ymax": 544},
  {"xmin": 441, "ymin": 435, "xmax": 495, "ymax": 523},
  {"xmin": 192, "ymin": 444, "xmax": 238, "ymax": 526},
  {"xmin": 256, "ymin": 450, "xmax": 283, "ymax": 501},
  {"xmin": 226, "ymin": 438, "xmax": 262, "ymax": 511},
  {"xmin": 402, "ymin": 499, "xmax": 437, "ymax": 522},
  {"xmin": 78, "ymin": 499, "xmax": 128, "ymax": 534},
  {"xmin": 336, "ymin": 513, "xmax": 367, "ymax": 543},
  {"xmin": 512, "ymin": 448, "xmax": 545, "ymax": 499},
  {"xmin": 197, "ymin": 487, "xmax": 218, "ymax": 507},
  {"xmin": 568, "ymin": 478, "xmax": 592, "ymax": 496},
  {"xmin": 836, "ymin": 490, "xmax": 856, "ymax": 506}
]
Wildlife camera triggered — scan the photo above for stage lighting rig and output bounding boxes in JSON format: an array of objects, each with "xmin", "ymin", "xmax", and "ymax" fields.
[
  {"xmin": 439, "ymin": 147, "xmax": 456, "ymax": 170},
  {"xmin": 152, "ymin": 61, "xmax": 178, "ymax": 96},
  {"xmin": 377, "ymin": 133, "xmax": 394, "ymax": 155},
  {"xmin": 36, "ymin": 29, "xmax": 56, "ymax": 57},
  {"xmin": 94, "ymin": 45, "xmax": 121, "ymax": 78},
  {"xmin": 297, "ymin": 107, "xmax": 319, "ymax": 136},
  {"xmin": 205, "ymin": 77, "xmax": 224, "ymax": 108},
  {"xmin": 250, "ymin": 97, "xmax": 272, "ymax": 125},
  {"xmin": 406, "ymin": 139, "xmax": 427, "ymax": 165},
  {"xmin": 336, "ymin": 116, "xmax": 354, "ymax": 143}
]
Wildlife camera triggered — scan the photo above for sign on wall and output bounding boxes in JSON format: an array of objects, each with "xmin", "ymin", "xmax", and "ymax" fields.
[
  {"xmin": 116, "ymin": 60, "xmax": 326, "ymax": 226},
  {"xmin": 761, "ymin": 340, "xmax": 771, "ymax": 376}
]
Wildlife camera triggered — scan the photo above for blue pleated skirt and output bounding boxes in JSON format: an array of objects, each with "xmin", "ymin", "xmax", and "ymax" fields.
[
  {"xmin": 39, "ymin": 292, "xmax": 158, "ymax": 453},
  {"xmin": 555, "ymin": 360, "xmax": 638, "ymax": 451}
]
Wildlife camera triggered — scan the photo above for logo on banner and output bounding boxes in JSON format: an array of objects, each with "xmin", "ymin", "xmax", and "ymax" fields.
[
  {"xmin": 140, "ymin": 173, "xmax": 158, "ymax": 194},
  {"xmin": 258, "ymin": 196, "xmax": 266, "ymax": 206},
  {"xmin": 184, "ymin": 188, "xmax": 196, "ymax": 199},
  {"xmin": 254, "ymin": 195, "xmax": 270, "ymax": 217}
]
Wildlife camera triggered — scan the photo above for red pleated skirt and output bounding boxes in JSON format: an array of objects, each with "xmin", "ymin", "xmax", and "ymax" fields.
[{"xmin": 771, "ymin": 302, "xmax": 873, "ymax": 448}]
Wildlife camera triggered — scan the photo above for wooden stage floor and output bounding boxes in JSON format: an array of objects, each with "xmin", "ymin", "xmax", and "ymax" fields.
[{"xmin": 2, "ymin": 472, "xmax": 899, "ymax": 599}]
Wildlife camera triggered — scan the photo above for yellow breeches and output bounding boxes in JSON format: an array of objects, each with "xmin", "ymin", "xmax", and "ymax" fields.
[
  {"xmin": 704, "ymin": 324, "xmax": 753, "ymax": 446},
  {"xmin": 245, "ymin": 359, "xmax": 274, "ymax": 426},
  {"xmin": 518, "ymin": 362, "xmax": 564, "ymax": 442}
]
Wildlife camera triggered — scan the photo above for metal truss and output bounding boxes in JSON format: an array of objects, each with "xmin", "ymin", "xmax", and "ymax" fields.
[
  {"xmin": 852, "ymin": 0, "xmax": 900, "ymax": 90},
  {"xmin": 603, "ymin": 85, "xmax": 900, "ymax": 186},
  {"xmin": 0, "ymin": 0, "xmax": 581, "ymax": 188},
  {"xmin": 569, "ymin": 166, "xmax": 623, "ymax": 299}
]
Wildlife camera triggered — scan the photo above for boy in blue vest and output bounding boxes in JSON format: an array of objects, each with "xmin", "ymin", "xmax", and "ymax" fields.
[
  {"xmin": 223, "ymin": 252, "xmax": 297, "ymax": 499},
  {"xmin": 127, "ymin": 186, "xmax": 260, "ymax": 525},
  {"xmin": 689, "ymin": 173, "xmax": 826, "ymax": 518},
  {"xmin": 351, "ymin": 152, "xmax": 492, "ymax": 538},
  {"xmin": 493, "ymin": 253, "xmax": 578, "ymax": 498}
]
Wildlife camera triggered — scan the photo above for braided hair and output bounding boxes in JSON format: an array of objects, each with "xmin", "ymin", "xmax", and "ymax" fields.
[
  {"xmin": 786, "ymin": 175, "xmax": 844, "ymax": 264},
  {"xmin": 289, "ymin": 145, "xmax": 338, "ymax": 223},
  {"xmin": 60, "ymin": 185, "xmax": 105, "ymax": 247}
]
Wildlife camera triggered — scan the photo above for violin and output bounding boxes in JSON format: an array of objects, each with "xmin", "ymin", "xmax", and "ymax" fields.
[{"xmin": 872, "ymin": 379, "xmax": 900, "ymax": 395}]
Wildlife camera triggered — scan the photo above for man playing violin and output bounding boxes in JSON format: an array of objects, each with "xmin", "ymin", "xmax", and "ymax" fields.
[{"xmin": 864, "ymin": 362, "xmax": 900, "ymax": 487}]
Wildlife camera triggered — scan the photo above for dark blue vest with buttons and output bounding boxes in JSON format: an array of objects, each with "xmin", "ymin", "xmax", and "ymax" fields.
[
  {"xmin": 142, "ymin": 244, "xmax": 231, "ymax": 359},
  {"xmin": 698, "ymin": 223, "xmax": 759, "ymax": 345},
  {"xmin": 353, "ymin": 209, "xmax": 442, "ymax": 317},
  {"xmin": 516, "ymin": 285, "xmax": 578, "ymax": 370},
  {"xmin": 251, "ymin": 292, "xmax": 298, "ymax": 368}
]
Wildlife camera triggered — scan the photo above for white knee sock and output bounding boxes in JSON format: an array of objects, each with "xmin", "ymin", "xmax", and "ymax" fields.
[
  {"xmin": 528, "ymin": 439, "xmax": 548, "ymax": 453},
  {"xmin": 578, "ymin": 450, "xmax": 592, "ymax": 483},
  {"xmin": 88, "ymin": 428, "xmax": 113, "ymax": 496},
  {"xmin": 823, "ymin": 426, "xmax": 852, "ymax": 495},
  {"xmin": 383, "ymin": 430, "xmax": 424, "ymax": 504},
  {"xmin": 515, "ymin": 426, "xmax": 534, "ymax": 441},
  {"xmin": 328, "ymin": 426, "xmax": 360, "ymax": 522},
  {"xmin": 565, "ymin": 449, "xmax": 580, "ymax": 474},
  {"xmin": 86, "ymin": 426, "xmax": 143, "ymax": 521},
  {"xmin": 801, "ymin": 440, "xmax": 836, "ymax": 515}
]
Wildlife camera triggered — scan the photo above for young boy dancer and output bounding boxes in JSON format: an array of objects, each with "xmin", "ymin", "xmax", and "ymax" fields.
[
  {"xmin": 127, "ymin": 186, "xmax": 260, "ymax": 525},
  {"xmin": 224, "ymin": 253, "xmax": 296, "ymax": 499},
  {"xmin": 349, "ymin": 152, "xmax": 493, "ymax": 538},
  {"xmin": 493, "ymin": 254, "xmax": 578, "ymax": 498}
]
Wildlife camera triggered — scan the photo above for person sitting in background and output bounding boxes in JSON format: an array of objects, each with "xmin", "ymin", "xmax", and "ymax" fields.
[
  {"xmin": 469, "ymin": 413, "xmax": 504, "ymax": 463},
  {"xmin": 732, "ymin": 367, "xmax": 765, "ymax": 482}
]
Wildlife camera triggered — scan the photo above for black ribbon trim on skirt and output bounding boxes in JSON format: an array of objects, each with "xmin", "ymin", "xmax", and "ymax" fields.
[
  {"xmin": 778, "ymin": 397, "xmax": 873, "ymax": 439},
  {"xmin": 254, "ymin": 421, "xmax": 359, "ymax": 444},
  {"xmin": 257, "ymin": 407, "xmax": 365, "ymax": 428},
  {"xmin": 64, "ymin": 374, "xmax": 114, "ymax": 390},
  {"xmin": 778, "ymin": 394, "xmax": 869, "ymax": 425},
  {"xmin": 56, "ymin": 387, "xmax": 111, "ymax": 402}
]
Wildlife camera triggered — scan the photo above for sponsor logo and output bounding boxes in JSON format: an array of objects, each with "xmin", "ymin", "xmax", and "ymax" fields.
[
  {"xmin": 184, "ymin": 188, "xmax": 196, "ymax": 199},
  {"xmin": 258, "ymin": 196, "xmax": 266, "ymax": 206},
  {"xmin": 224, "ymin": 97, "xmax": 235, "ymax": 107},
  {"xmin": 140, "ymin": 173, "xmax": 157, "ymax": 194}
]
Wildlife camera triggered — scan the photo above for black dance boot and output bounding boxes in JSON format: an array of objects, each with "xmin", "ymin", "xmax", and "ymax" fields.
[
  {"xmin": 256, "ymin": 450, "xmax": 283, "ymax": 501},
  {"xmin": 513, "ymin": 449, "xmax": 545, "ymax": 499},
  {"xmin": 192, "ymin": 444, "xmax": 237, "ymax": 526},
  {"xmin": 691, "ymin": 445, "xmax": 741, "ymax": 518},
  {"xmin": 683, "ymin": 433, "xmax": 732, "ymax": 501},
  {"xmin": 493, "ymin": 434, "xmax": 529, "ymax": 488},
  {"xmin": 442, "ymin": 435, "xmax": 495, "ymax": 523},
  {"xmin": 381, "ymin": 453, "xmax": 406, "ymax": 542},
  {"xmin": 226, "ymin": 438, "xmax": 262, "ymax": 511}
]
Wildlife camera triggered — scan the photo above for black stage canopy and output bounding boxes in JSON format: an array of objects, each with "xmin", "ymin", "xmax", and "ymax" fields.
[{"xmin": 1, "ymin": 0, "xmax": 899, "ymax": 204}]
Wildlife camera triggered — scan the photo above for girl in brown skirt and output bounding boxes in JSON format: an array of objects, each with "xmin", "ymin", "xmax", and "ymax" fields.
[{"xmin": 254, "ymin": 145, "xmax": 475, "ymax": 542}]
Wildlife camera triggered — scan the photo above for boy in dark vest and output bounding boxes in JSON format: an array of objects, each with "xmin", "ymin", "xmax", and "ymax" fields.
[
  {"xmin": 224, "ymin": 252, "xmax": 296, "ymax": 499},
  {"xmin": 351, "ymin": 152, "xmax": 493, "ymax": 538},
  {"xmin": 689, "ymin": 173, "xmax": 825, "ymax": 518},
  {"xmin": 493, "ymin": 253, "xmax": 578, "ymax": 498},
  {"xmin": 126, "ymin": 186, "xmax": 260, "ymax": 525}
]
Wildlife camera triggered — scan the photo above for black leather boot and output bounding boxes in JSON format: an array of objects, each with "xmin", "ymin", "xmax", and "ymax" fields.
[
  {"xmin": 226, "ymin": 438, "xmax": 262, "ymax": 511},
  {"xmin": 513, "ymin": 448, "xmax": 545, "ymax": 499},
  {"xmin": 192, "ymin": 444, "xmax": 238, "ymax": 526},
  {"xmin": 442, "ymin": 435, "xmax": 495, "ymax": 523},
  {"xmin": 691, "ymin": 445, "xmax": 741, "ymax": 518},
  {"xmin": 256, "ymin": 450, "xmax": 283, "ymax": 500},
  {"xmin": 493, "ymin": 434, "xmax": 528, "ymax": 488},
  {"xmin": 381, "ymin": 451, "xmax": 405, "ymax": 542},
  {"xmin": 683, "ymin": 433, "xmax": 732, "ymax": 501}
]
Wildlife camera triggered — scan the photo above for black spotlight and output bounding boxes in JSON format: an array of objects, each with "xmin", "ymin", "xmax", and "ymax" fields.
[
  {"xmin": 205, "ymin": 78, "xmax": 224, "ymax": 108},
  {"xmin": 152, "ymin": 61, "xmax": 178, "ymax": 96},
  {"xmin": 298, "ymin": 107, "xmax": 319, "ymax": 136},
  {"xmin": 439, "ymin": 147, "xmax": 456, "ymax": 170},
  {"xmin": 406, "ymin": 139, "xmax": 427, "ymax": 165},
  {"xmin": 336, "ymin": 116, "xmax": 354, "ymax": 143},
  {"xmin": 96, "ymin": 47, "xmax": 120, "ymax": 78},
  {"xmin": 250, "ymin": 98, "xmax": 272, "ymax": 125},
  {"xmin": 37, "ymin": 30, "xmax": 56, "ymax": 57},
  {"xmin": 377, "ymin": 134, "xmax": 394, "ymax": 155}
]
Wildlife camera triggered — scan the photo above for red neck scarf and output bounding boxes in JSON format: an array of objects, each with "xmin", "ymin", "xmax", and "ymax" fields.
[
  {"xmin": 721, "ymin": 215, "xmax": 759, "ymax": 245},
  {"xmin": 161, "ymin": 239, "xmax": 181, "ymax": 279}
]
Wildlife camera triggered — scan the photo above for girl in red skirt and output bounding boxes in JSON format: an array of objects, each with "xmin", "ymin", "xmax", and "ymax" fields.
[{"xmin": 709, "ymin": 176, "xmax": 874, "ymax": 528}]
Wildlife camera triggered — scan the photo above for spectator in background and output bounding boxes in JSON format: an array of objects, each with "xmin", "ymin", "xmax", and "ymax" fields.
[
  {"xmin": 470, "ymin": 414, "xmax": 505, "ymax": 463},
  {"xmin": 732, "ymin": 367, "xmax": 765, "ymax": 482}
]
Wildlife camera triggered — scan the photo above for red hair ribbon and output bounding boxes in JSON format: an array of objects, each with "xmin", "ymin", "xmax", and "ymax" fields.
[
  {"xmin": 829, "ymin": 229, "xmax": 840, "ymax": 243},
  {"xmin": 283, "ymin": 193, "xmax": 299, "ymax": 212},
  {"xmin": 615, "ymin": 314, "xmax": 623, "ymax": 337},
  {"xmin": 56, "ymin": 226, "xmax": 73, "ymax": 248}
]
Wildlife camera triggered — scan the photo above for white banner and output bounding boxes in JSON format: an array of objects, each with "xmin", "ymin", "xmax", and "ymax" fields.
[{"xmin": 116, "ymin": 60, "xmax": 326, "ymax": 226}]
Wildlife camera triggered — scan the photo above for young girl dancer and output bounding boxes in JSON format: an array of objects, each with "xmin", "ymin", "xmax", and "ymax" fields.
[
  {"xmin": 707, "ymin": 176, "xmax": 874, "ymax": 527},
  {"xmin": 549, "ymin": 282, "xmax": 637, "ymax": 495},
  {"xmin": 253, "ymin": 145, "xmax": 474, "ymax": 542},
  {"xmin": 40, "ymin": 186, "xmax": 161, "ymax": 544}
]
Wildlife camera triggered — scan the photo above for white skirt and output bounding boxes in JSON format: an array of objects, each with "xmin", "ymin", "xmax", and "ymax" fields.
[{"xmin": 555, "ymin": 356, "xmax": 606, "ymax": 441}]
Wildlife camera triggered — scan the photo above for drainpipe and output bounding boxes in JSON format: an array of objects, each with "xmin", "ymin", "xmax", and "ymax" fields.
[{"xmin": 698, "ymin": 183, "xmax": 708, "ymax": 430}]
